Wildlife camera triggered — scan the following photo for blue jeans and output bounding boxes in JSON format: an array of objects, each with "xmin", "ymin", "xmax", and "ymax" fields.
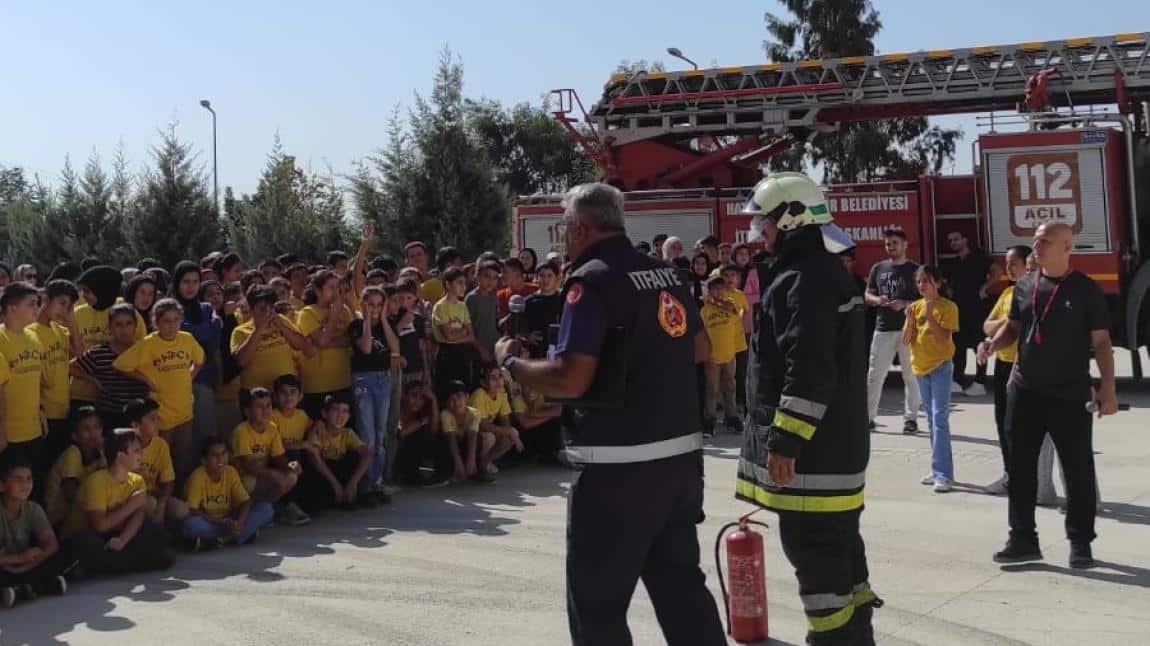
[
  {"xmin": 181, "ymin": 502, "xmax": 274, "ymax": 545},
  {"xmin": 192, "ymin": 381, "xmax": 217, "ymax": 443},
  {"xmin": 353, "ymin": 371, "xmax": 392, "ymax": 494},
  {"xmin": 916, "ymin": 361, "xmax": 954, "ymax": 481}
]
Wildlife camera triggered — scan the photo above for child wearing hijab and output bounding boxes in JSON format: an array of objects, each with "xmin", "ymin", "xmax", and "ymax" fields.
[
  {"xmin": 173, "ymin": 261, "xmax": 223, "ymax": 445},
  {"xmin": 124, "ymin": 274, "xmax": 159, "ymax": 333}
]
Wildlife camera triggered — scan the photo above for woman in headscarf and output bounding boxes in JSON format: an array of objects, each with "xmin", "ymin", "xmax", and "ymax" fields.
[
  {"xmin": 71, "ymin": 265, "xmax": 146, "ymax": 413},
  {"xmin": 173, "ymin": 261, "xmax": 223, "ymax": 444},
  {"xmin": 124, "ymin": 273, "xmax": 159, "ymax": 333},
  {"xmin": 661, "ymin": 236, "xmax": 685, "ymax": 263},
  {"xmin": 200, "ymin": 278, "xmax": 243, "ymax": 435}
]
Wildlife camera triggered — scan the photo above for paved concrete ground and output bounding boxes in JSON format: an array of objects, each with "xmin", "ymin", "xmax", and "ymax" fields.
[{"xmin": 2, "ymin": 354, "xmax": 1148, "ymax": 645}]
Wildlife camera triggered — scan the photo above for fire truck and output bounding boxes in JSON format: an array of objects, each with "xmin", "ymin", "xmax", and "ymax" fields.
[{"xmin": 514, "ymin": 32, "xmax": 1150, "ymax": 376}]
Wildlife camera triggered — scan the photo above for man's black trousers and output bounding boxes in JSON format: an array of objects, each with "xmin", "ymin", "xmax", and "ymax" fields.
[{"xmin": 566, "ymin": 451, "xmax": 725, "ymax": 646}]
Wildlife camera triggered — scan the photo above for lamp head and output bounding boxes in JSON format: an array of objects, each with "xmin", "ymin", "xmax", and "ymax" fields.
[
  {"xmin": 199, "ymin": 99, "xmax": 212, "ymax": 110},
  {"xmin": 667, "ymin": 47, "xmax": 683, "ymax": 57}
]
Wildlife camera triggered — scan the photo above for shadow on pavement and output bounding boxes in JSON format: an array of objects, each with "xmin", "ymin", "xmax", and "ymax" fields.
[
  {"xmin": 1001, "ymin": 560, "xmax": 1150, "ymax": 589},
  {"xmin": 1099, "ymin": 500, "xmax": 1150, "ymax": 527}
]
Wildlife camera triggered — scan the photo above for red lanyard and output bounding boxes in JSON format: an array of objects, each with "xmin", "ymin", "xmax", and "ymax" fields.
[{"xmin": 1030, "ymin": 271, "xmax": 1066, "ymax": 345}]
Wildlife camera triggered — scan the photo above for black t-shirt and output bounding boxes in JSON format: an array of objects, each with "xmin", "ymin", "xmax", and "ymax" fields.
[
  {"xmin": 866, "ymin": 259, "xmax": 920, "ymax": 332},
  {"xmin": 1009, "ymin": 270, "xmax": 1110, "ymax": 399},
  {"xmin": 942, "ymin": 249, "xmax": 992, "ymax": 310},
  {"xmin": 388, "ymin": 311, "xmax": 426, "ymax": 375},
  {"xmin": 347, "ymin": 319, "xmax": 392, "ymax": 373},
  {"xmin": 524, "ymin": 291, "xmax": 564, "ymax": 357}
]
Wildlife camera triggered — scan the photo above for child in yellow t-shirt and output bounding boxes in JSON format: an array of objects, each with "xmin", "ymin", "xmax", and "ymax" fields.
[
  {"xmin": 902, "ymin": 265, "xmax": 959, "ymax": 491},
  {"xmin": 44, "ymin": 407, "xmax": 106, "ymax": 528},
  {"xmin": 469, "ymin": 364, "xmax": 523, "ymax": 469},
  {"xmin": 231, "ymin": 388, "xmax": 309, "ymax": 526},
  {"xmin": 701, "ymin": 275, "xmax": 746, "ymax": 435},
  {"xmin": 182, "ymin": 437, "xmax": 274, "ymax": 550},
  {"xmin": 124, "ymin": 398, "xmax": 186, "ymax": 526},
  {"xmin": 441, "ymin": 380, "xmax": 494, "ymax": 483},
  {"xmin": 298, "ymin": 395, "xmax": 371, "ymax": 511},
  {"xmin": 272, "ymin": 374, "xmax": 321, "ymax": 464},
  {"xmin": 432, "ymin": 268, "xmax": 479, "ymax": 398}
]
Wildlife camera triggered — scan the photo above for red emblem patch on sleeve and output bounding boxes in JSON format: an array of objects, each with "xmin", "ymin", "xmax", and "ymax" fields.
[
  {"xmin": 657, "ymin": 291, "xmax": 688, "ymax": 338},
  {"xmin": 567, "ymin": 283, "xmax": 584, "ymax": 305}
]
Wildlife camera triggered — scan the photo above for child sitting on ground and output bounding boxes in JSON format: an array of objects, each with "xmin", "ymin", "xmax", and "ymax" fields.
[
  {"xmin": 298, "ymin": 395, "xmax": 372, "ymax": 512},
  {"xmin": 1, "ymin": 458, "xmax": 76, "ymax": 608},
  {"xmin": 394, "ymin": 381, "xmax": 449, "ymax": 486},
  {"xmin": 43, "ymin": 407, "xmax": 107, "ymax": 530},
  {"xmin": 510, "ymin": 379, "xmax": 564, "ymax": 466},
  {"xmin": 272, "ymin": 374, "xmax": 322, "ymax": 464},
  {"xmin": 441, "ymin": 380, "xmax": 495, "ymax": 484},
  {"xmin": 182, "ymin": 437, "xmax": 274, "ymax": 552},
  {"xmin": 124, "ymin": 399, "xmax": 187, "ymax": 526},
  {"xmin": 231, "ymin": 388, "xmax": 309, "ymax": 526},
  {"xmin": 65, "ymin": 429, "xmax": 174, "ymax": 576},
  {"xmin": 469, "ymin": 364, "xmax": 523, "ymax": 472}
]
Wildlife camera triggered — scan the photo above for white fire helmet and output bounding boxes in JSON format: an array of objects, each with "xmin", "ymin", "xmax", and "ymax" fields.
[{"xmin": 741, "ymin": 172, "xmax": 855, "ymax": 253}]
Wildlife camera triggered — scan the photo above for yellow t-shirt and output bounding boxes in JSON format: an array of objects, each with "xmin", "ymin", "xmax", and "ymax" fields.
[
  {"xmin": 112, "ymin": 332, "xmax": 204, "ymax": 429},
  {"xmin": 701, "ymin": 299, "xmax": 745, "ymax": 364},
  {"xmin": 27, "ymin": 321, "xmax": 71, "ymax": 420},
  {"xmin": 420, "ymin": 278, "xmax": 446, "ymax": 305},
  {"xmin": 72, "ymin": 302, "xmax": 146, "ymax": 402},
  {"xmin": 906, "ymin": 298, "xmax": 960, "ymax": 377},
  {"xmin": 44, "ymin": 445, "xmax": 107, "ymax": 525},
  {"xmin": 431, "ymin": 298, "xmax": 471, "ymax": 344},
  {"xmin": 511, "ymin": 390, "xmax": 549, "ymax": 416},
  {"xmin": 469, "ymin": 388, "xmax": 511, "ymax": 423},
  {"xmin": 988, "ymin": 286, "xmax": 1018, "ymax": 364},
  {"xmin": 230, "ymin": 421, "xmax": 286, "ymax": 462},
  {"xmin": 229, "ymin": 315, "xmax": 301, "ymax": 391},
  {"xmin": 136, "ymin": 436, "xmax": 176, "ymax": 494},
  {"xmin": 295, "ymin": 305, "xmax": 353, "ymax": 394},
  {"xmin": 0, "ymin": 325, "xmax": 44, "ymax": 443},
  {"xmin": 272, "ymin": 408, "xmax": 312, "ymax": 444},
  {"xmin": 440, "ymin": 407, "xmax": 480, "ymax": 434},
  {"xmin": 184, "ymin": 465, "xmax": 249, "ymax": 519},
  {"xmin": 307, "ymin": 427, "xmax": 364, "ymax": 460},
  {"xmin": 65, "ymin": 469, "xmax": 146, "ymax": 535}
]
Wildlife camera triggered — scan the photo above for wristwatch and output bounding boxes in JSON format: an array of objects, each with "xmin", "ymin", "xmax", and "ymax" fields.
[{"xmin": 501, "ymin": 354, "xmax": 518, "ymax": 373}]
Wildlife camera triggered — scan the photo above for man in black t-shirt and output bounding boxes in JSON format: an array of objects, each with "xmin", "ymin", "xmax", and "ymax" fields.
[
  {"xmin": 863, "ymin": 229, "xmax": 921, "ymax": 434},
  {"xmin": 942, "ymin": 231, "xmax": 993, "ymax": 395},
  {"xmin": 981, "ymin": 223, "xmax": 1117, "ymax": 570}
]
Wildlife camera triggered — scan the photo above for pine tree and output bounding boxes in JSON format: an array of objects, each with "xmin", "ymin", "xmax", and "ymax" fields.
[{"xmin": 128, "ymin": 125, "xmax": 222, "ymax": 268}]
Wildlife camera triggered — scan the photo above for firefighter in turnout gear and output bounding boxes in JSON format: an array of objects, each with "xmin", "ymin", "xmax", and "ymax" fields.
[
  {"xmin": 737, "ymin": 172, "xmax": 879, "ymax": 645},
  {"xmin": 497, "ymin": 183, "xmax": 726, "ymax": 646}
]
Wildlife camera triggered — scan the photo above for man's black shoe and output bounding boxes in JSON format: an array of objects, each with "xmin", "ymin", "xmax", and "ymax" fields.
[
  {"xmin": 902, "ymin": 420, "xmax": 919, "ymax": 435},
  {"xmin": 867, "ymin": 420, "xmax": 876, "ymax": 432},
  {"xmin": 1069, "ymin": 543, "xmax": 1095, "ymax": 569},
  {"xmin": 993, "ymin": 540, "xmax": 1043, "ymax": 564}
]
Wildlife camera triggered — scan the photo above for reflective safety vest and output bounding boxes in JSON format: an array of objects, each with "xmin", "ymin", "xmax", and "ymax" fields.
[{"xmin": 738, "ymin": 228, "xmax": 869, "ymax": 512}]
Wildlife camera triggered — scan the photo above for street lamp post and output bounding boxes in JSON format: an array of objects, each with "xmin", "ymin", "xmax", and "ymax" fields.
[
  {"xmin": 199, "ymin": 99, "xmax": 218, "ymax": 213},
  {"xmin": 666, "ymin": 47, "xmax": 699, "ymax": 70}
]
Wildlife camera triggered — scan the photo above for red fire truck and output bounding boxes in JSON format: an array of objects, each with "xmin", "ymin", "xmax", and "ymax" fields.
[{"xmin": 514, "ymin": 32, "xmax": 1150, "ymax": 376}]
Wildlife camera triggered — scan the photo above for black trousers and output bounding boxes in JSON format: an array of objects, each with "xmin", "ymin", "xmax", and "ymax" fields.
[
  {"xmin": 69, "ymin": 522, "xmax": 173, "ymax": 576},
  {"xmin": 566, "ymin": 452, "xmax": 725, "ymax": 646},
  {"xmin": 993, "ymin": 359, "xmax": 1014, "ymax": 472},
  {"xmin": 1006, "ymin": 384, "xmax": 1096, "ymax": 545},
  {"xmin": 296, "ymin": 453, "xmax": 363, "ymax": 513},
  {"xmin": 0, "ymin": 549, "xmax": 78, "ymax": 590},
  {"xmin": 778, "ymin": 509, "xmax": 876, "ymax": 646},
  {"xmin": 394, "ymin": 429, "xmax": 452, "ymax": 485},
  {"xmin": 735, "ymin": 345, "xmax": 749, "ymax": 413},
  {"xmin": 520, "ymin": 418, "xmax": 563, "ymax": 460},
  {"xmin": 435, "ymin": 343, "xmax": 477, "ymax": 402},
  {"xmin": 952, "ymin": 333, "xmax": 987, "ymax": 387}
]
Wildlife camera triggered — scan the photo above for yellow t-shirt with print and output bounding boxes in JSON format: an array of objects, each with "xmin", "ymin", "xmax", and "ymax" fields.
[
  {"xmin": 229, "ymin": 315, "xmax": 301, "ymax": 391},
  {"xmin": 306, "ymin": 427, "xmax": 364, "ymax": 460},
  {"xmin": 469, "ymin": 388, "xmax": 511, "ymax": 423},
  {"xmin": 136, "ymin": 436, "xmax": 176, "ymax": 495},
  {"xmin": 431, "ymin": 298, "xmax": 471, "ymax": 344},
  {"xmin": 295, "ymin": 305, "xmax": 353, "ymax": 394},
  {"xmin": 0, "ymin": 325, "xmax": 44, "ymax": 443},
  {"xmin": 27, "ymin": 321, "xmax": 71, "ymax": 420},
  {"xmin": 440, "ymin": 407, "xmax": 480, "ymax": 434},
  {"xmin": 113, "ymin": 332, "xmax": 204, "ymax": 429},
  {"xmin": 185, "ymin": 465, "xmax": 249, "ymax": 519},
  {"xmin": 988, "ymin": 286, "xmax": 1018, "ymax": 364},
  {"xmin": 72, "ymin": 302, "xmax": 147, "ymax": 402},
  {"xmin": 272, "ymin": 408, "xmax": 312, "ymax": 444},
  {"xmin": 65, "ymin": 469, "xmax": 146, "ymax": 536},
  {"xmin": 701, "ymin": 298, "xmax": 745, "ymax": 364},
  {"xmin": 905, "ymin": 298, "xmax": 960, "ymax": 377},
  {"xmin": 44, "ymin": 445, "xmax": 107, "ymax": 525},
  {"xmin": 230, "ymin": 421, "xmax": 286, "ymax": 463}
]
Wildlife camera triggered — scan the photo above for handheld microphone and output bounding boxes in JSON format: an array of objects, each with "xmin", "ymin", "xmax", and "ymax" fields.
[{"xmin": 509, "ymin": 294, "xmax": 527, "ymax": 340}]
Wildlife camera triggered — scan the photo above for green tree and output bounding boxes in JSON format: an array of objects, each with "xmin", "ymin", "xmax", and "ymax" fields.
[
  {"xmin": 764, "ymin": 0, "xmax": 960, "ymax": 181},
  {"xmin": 228, "ymin": 137, "xmax": 350, "ymax": 263},
  {"xmin": 128, "ymin": 125, "xmax": 222, "ymax": 268},
  {"xmin": 351, "ymin": 109, "xmax": 425, "ymax": 258}
]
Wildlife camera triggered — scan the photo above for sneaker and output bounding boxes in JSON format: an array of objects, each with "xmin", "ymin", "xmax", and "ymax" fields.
[
  {"xmin": 933, "ymin": 477, "xmax": 953, "ymax": 493},
  {"xmin": 47, "ymin": 575, "xmax": 67, "ymax": 596},
  {"xmin": 191, "ymin": 537, "xmax": 206, "ymax": 554},
  {"xmin": 422, "ymin": 478, "xmax": 451, "ymax": 489},
  {"xmin": 983, "ymin": 474, "xmax": 1009, "ymax": 496},
  {"xmin": 1069, "ymin": 543, "xmax": 1095, "ymax": 569},
  {"xmin": 920, "ymin": 474, "xmax": 937, "ymax": 486},
  {"xmin": 964, "ymin": 383, "xmax": 988, "ymax": 397},
  {"xmin": 993, "ymin": 539, "xmax": 1043, "ymax": 564},
  {"xmin": 950, "ymin": 381, "xmax": 964, "ymax": 394},
  {"xmin": 902, "ymin": 420, "xmax": 919, "ymax": 435},
  {"xmin": 867, "ymin": 420, "xmax": 877, "ymax": 433},
  {"xmin": 1, "ymin": 586, "xmax": 15, "ymax": 609},
  {"xmin": 485, "ymin": 463, "xmax": 499, "ymax": 475},
  {"xmin": 380, "ymin": 484, "xmax": 401, "ymax": 496},
  {"xmin": 473, "ymin": 471, "xmax": 497, "ymax": 484},
  {"xmin": 243, "ymin": 530, "xmax": 260, "ymax": 546},
  {"xmin": 724, "ymin": 416, "xmax": 744, "ymax": 434},
  {"xmin": 17, "ymin": 584, "xmax": 36, "ymax": 602},
  {"xmin": 283, "ymin": 502, "xmax": 312, "ymax": 526}
]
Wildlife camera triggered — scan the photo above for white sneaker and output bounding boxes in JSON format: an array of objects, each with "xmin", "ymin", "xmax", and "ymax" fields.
[
  {"xmin": 964, "ymin": 383, "xmax": 988, "ymax": 397},
  {"xmin": 485, "ymin": 463, "xmax": 499, "ymax": 475},
  {"xmin": 920, "ymin": 474, "xmax": 937, "ymax": 485},
  {"xmin": 380, "ymin": 484, "xmax": 401, "ymax": 496},
  {"xmin": 984, "ymin": 474, "xmax": 1009, "ymax": 495},
  {"xmin": 284, "ymin": 502, "xmax": 312, "ymax": 526},
  {"xmin": 933, "ymin": 478, "xmax": 953, "ymax": 493},
  {"xmin": 950, "ymin": 382, "xmax": 964, "ymax": 394},
  {"xmin": 1, "ymin": 586, "xmax": 15, "ymax": 609}
]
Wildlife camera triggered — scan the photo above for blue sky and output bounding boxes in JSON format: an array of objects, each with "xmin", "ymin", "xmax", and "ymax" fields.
[{"xmin": 2, "ymin": 0, "xmax": 1147, "ymax": 196}]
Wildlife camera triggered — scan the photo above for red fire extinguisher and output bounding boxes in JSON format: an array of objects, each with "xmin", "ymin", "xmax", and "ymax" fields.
[{"xmin": 715, "ymin": 510, "xmax": 770, "ymax": 644}]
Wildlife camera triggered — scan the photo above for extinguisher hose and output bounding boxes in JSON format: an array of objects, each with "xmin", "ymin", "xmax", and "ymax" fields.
[{"xmin": 714, "ymin": 515, "xmax": 771, "ymax": 636}]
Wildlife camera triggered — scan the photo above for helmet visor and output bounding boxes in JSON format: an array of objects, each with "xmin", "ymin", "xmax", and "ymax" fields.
[{"xmin": 821, "ymin": 223, "xmax": 855, "ymax": 254}]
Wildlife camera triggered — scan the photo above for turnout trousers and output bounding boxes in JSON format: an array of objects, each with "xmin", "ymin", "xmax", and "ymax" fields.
[
  {"xmin": 778, "ymin": 508, "xmax": 877, "ymax": 646},
  {"xmin": 566, "ymin": 451, "xmax": 725, "ymax": 646}
]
